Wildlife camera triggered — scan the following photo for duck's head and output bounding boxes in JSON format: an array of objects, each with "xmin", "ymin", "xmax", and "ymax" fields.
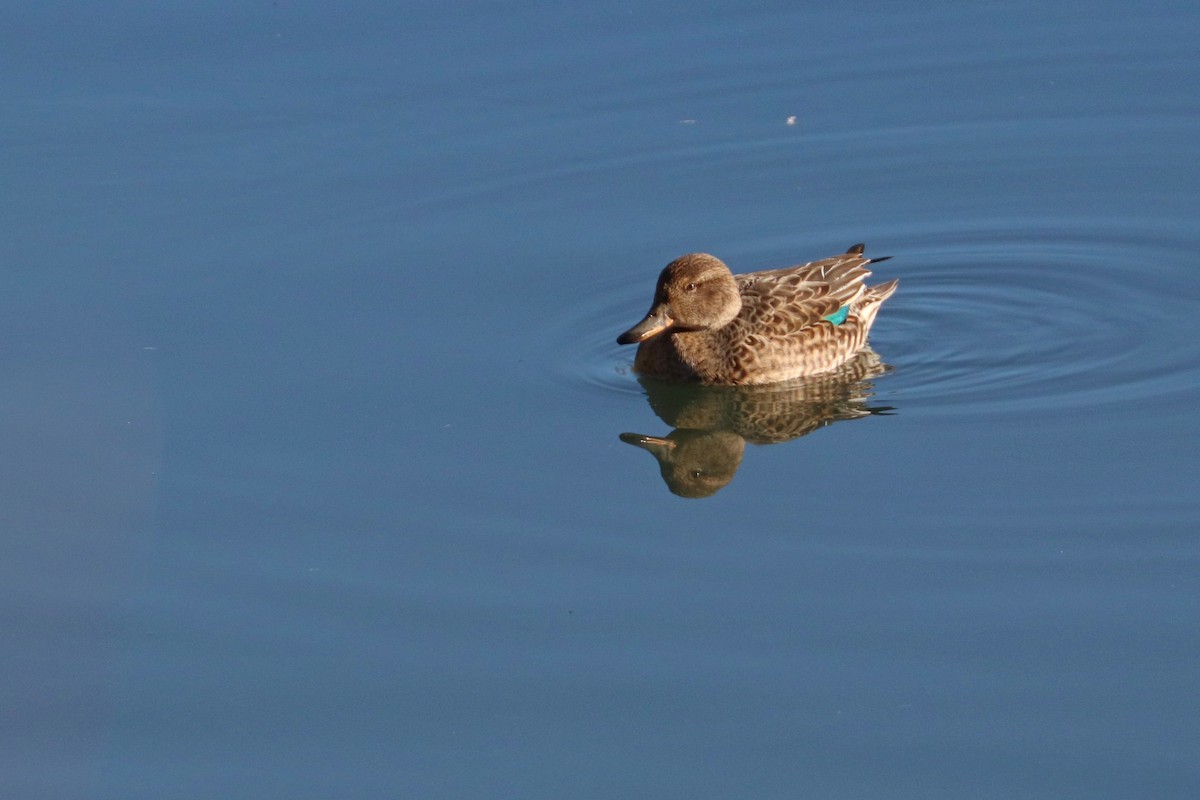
[{"xmin": 617, "ymin": 254, "xmax": 741, "ymax": 345}]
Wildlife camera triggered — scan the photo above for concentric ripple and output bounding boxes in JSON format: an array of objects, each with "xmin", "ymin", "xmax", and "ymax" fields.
[
  {"xmin": 874, "ymin": 223, "xmax": 1200, "ymax": 416},
  {"xmin": 546, "ymin": 222, "xmax": 1200, "ymax": 418},
  {"xmin": 537, "ymin": 268, "xmax": 648, "ymax": 401}
]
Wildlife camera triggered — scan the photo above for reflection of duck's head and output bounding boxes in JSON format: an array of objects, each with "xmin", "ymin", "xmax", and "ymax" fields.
[
  {"xmin": 620, "ymin": 429, "xmax": 745, "ymax": 498},
  {"xmin": 617, "ymin": 254, "xmax": 741, "ymax": 344}
]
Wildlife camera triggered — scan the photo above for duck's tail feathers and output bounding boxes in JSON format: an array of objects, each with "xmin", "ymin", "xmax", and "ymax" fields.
[
  {"xmin": 855, "ymin": 278, "xmax": 900, "ymax": 330},
  {"xmin": 845, "ymin": 243, "xmax": 892, "ymax": 266},
  {"xmin": 866, "ymin": 278, "xmax": 899, "ymax": 303}
]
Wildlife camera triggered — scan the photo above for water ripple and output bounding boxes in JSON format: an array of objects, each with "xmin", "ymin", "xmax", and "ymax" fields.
[
  {"xmin": 874, "ymin": 223, "xmax": 1200, "ymax": 415},
  {"xmin": 537, "ymin": 270, "xmax": 647, "ymax": 401}
]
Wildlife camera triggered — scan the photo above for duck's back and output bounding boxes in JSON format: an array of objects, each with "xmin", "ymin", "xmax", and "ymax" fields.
[{"xmin": 733, "ymin": 252, "xmax": 875, "ymax": 335}]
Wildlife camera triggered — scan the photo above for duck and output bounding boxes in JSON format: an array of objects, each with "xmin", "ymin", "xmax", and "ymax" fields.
[{"xmin": 616, "ymin": 244, "xmax": 898, "ymax": 385}]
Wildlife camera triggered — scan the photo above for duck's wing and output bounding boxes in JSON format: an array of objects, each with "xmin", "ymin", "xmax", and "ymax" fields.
[{"xmin": 733, "ymin": 251, "xmax": 876, "ymax": 336}]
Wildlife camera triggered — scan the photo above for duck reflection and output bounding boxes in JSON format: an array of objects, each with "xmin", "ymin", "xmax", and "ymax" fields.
[{"xmin": 621, "ymin": 350, "xmax": 892, "ymax": 497}]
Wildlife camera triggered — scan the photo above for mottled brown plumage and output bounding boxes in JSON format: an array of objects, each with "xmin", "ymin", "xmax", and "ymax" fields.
[{"xmin": 617, "ymin": 244, "xmax": 898, "ymax": 385}]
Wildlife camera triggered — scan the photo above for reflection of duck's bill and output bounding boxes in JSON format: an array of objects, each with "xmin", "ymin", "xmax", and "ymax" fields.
[
  {"xmin": 617, "ymin": 308, "xmax": 673, "ymax": 344},
  {"xmin": 619, "ymin": 432, "xmax": 674, "ymax": 453}
]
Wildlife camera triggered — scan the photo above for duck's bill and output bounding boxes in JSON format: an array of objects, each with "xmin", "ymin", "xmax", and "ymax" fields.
[
  {"xmin": 617, "ymin": 308, "xmax": 674, "ymax": 344},
  {"xmin": 619, "ymin": 432, "xmax": 674, "ymax": 450}
]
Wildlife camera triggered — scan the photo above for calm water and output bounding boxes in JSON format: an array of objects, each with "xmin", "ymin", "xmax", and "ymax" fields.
[{"xmin": 4, "ymin": 1, "xmax": 1199, "ymax": 797}]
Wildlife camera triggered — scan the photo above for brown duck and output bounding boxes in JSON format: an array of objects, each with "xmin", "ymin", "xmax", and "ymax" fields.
[{"xmin": 617, "ymin": 244, "xmax": 897, "ymax": 385}]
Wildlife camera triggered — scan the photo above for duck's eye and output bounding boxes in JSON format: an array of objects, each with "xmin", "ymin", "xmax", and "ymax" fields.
[{"xmin": 685, "ymin": 282, "xmax": 697, "ymax": 292}]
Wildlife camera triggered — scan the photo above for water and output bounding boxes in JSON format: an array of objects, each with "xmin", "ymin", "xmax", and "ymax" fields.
[{"xmin": 3, "ymin": 1, "xmax": 1199, "ymax": 797}]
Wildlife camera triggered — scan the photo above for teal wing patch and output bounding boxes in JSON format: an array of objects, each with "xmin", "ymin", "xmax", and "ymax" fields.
[{"xmin": 822, "ymin": 305, "xmax": 849, "ymax": 325}]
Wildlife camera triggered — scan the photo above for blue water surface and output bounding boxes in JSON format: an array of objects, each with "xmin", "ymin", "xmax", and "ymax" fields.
[{"xmin": 3, "ymin": 1, "xmax": 1199, "ymax": 798}]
